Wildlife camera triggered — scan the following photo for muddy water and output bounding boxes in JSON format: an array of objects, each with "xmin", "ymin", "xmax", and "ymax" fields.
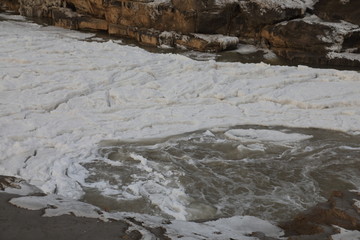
[{"xmin": 82, "ymin": 126, "xmax": 360, "ymax": 222}]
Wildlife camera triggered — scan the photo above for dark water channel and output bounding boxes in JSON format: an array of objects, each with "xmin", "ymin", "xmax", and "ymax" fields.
[{"xmin": 82, "ymin": 126, "xmax": 360, "ymax": 223}]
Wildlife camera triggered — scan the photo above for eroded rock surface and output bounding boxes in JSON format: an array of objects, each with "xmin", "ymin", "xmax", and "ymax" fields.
[
  {"xmin": 314, "ymin": 0, "xmax": 360, "ymax": 26},
  {"xmin": 280, "ymin": 191, "xmax": 360, "ymax": 240},
  {"xmin": 0, "ymin": 0, "xmax": 359, "ymax": 67},
  {"xmin": 262, "ymin": 15, "xmax": 360, "ymax": 67}
]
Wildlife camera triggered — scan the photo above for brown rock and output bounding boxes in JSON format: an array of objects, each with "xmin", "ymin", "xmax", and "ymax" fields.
[
  {"xmin": 66, "ymin": 0, "xmax": 106, "ymax": 19},
  {"xmin": 0, "ymin": 0, "xmax": 20, "ymax": 13},
  {"xmin": 314, "ymin": 0, "xmax": 360, "ymax": 26},
  {"xmin": 19, "ymin": 0, "xmax": 63, "ymax": 18},
  {"xmin": 171, "ymin": 0, "xmax": 207, "ymax": 12},
  {"xmin": 176, "ymin": 33, "xmax": 238, "ymax": 52},
  {"xmin": 232, "ymin": 1, "xmax": 305, "ymax": 38},
  {"xmin": 262, "ymin": 16, "xmax": 360, "ymax": 67},
  {"xmin": 78, "ymin": 16, "xmax": 108, "ymax": 31},
  {"xmin": 52, "ymin": 7, "xmax": 81, "ymax": 29},
  {"xmin": 108, "ymin": 23, "xmax": 128, "ymax": 37},
  {"xmin": 262, "ymin": 20, "xmax": 333, "ymax": 53},
  {"xmin": 1, "ymin": 0, "xmax": 359, "ymax": 68},
  {"xmin": 280, "ymin": 191, "xmax": 360, "ymax": 239},
  {"xmin": 0, "ymin": 176, "xmax": 21, "ymax": 191}
]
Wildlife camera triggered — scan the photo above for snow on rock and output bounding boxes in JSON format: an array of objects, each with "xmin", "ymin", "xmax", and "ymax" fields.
[{"xmin": 327, "ymin": 52, "xmax": 360, "ymax": 61}]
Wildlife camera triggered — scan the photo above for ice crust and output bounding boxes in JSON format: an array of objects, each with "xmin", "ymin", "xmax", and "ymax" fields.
[{"xmin": 1, "ymin": 13, "xmax": 360, "ymax": 239}]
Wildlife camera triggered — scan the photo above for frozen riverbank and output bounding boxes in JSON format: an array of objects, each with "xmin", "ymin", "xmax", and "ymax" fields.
[{"xmin": 1, "ymin": 12, "xmax": 360, "ymax": 239}]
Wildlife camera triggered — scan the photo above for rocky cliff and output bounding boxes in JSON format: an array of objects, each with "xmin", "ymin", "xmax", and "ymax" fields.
[{"xmin": 1, "ymin": 0, "xmax": 359, "ymax": 68}]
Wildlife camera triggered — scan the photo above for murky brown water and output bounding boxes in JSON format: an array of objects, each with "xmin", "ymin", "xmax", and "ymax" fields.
[{"xmin": 82, "ymin": 126, "xmax": 360, "ymax": 222}]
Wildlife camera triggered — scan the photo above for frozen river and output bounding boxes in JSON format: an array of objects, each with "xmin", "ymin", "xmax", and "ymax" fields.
[{"xmin": 1, "ymin": 12, "xmax": 360, "ymax": 239}]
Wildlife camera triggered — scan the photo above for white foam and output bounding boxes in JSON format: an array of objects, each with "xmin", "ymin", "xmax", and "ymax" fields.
[
  {"xmin": 234, "ymin": 44, "xmax": 259, "ymax": 54},
  {"xmin": 1, "ymin": 13, "xmax": 360, "ymax": 229},
  {"xmin": 126, "ymin": 178, "xmax": 190, "ymax": 220},
  {"xmin": 10, "ymin": 194, "xmax": 104, "ymax": 219},
  {"xmin": 130, "ymin": 153, "xmax": 153, "ymax": 173},
  {"xmin": 237, "ymin": 143, "xmax": 266, "ymax": 152},
  {"xmin": 8, "ymin": 190, "xmax": 284, "ymax": 239},
  {"xmin": 331, "ymin": 226, "xmax": 360, "ymax": 240},
  {"xmin": 225, "ymin": 129, "xmax": 313, "ymax": 143},
  {"xmin": 166, "ymin": 215, "xmax": 284, "ymax": 240}
]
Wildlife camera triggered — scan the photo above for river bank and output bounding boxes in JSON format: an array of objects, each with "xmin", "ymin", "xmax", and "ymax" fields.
[
  {"xmin": 1, "ymin": 9, "xmax": 360, "ymax": 240},
  {"xmin": 1, "ymin": 0, "xmax": 360, "ymax": 69}
]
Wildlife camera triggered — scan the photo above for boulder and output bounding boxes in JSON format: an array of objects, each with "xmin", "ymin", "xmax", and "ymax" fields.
[
  {"xmin": 194, "ymin": 0, "xmax": 307, "ymax": 37},
  {"xmin": 0, "ymin": 0, "xmax": 20, "ymax": 13},
  {"xmin": 231, "ymin": 0, "xmax": 306, "ymax": 38},
  {"xmin": 262, "ymin": 15, "xmax": 360, "ymax": 67},
  {"xmin": 280, "ymin": 191, "xmax": 360, "ymax": 240},
  {"xmin": 19, "ymin": 0, "xmax": 63, "ymax": 18},
  {"xmin": 314, "ymin": 0, "xmax": 360, "ymax": 26}
]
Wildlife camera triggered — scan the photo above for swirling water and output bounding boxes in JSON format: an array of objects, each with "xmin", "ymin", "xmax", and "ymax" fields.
[{"xmin": 81, "ymin": 125, "xmax": 360, "ymax": 222}]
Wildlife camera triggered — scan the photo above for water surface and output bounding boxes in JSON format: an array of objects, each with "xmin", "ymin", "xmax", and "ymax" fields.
[{"xmin": 82, "ymin": 126, "xmax": 360, "ymax": 222}]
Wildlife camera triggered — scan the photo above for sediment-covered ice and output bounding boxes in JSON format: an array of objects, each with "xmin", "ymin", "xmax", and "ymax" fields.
[{"xmin": 1, "ymin": 12, "xmax": 360, "ymax": 238}]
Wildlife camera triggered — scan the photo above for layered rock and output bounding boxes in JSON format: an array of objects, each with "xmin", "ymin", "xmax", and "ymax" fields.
[
  {"xmin": 262, "ymin": 15, "xmax": 360, "ymax": 67},
  {"xmin": 0, "ymin": 0, "xmax": 359, "ymax": 67},
  {"xmin": 50, "ymin": 0, "xmax": 240, "ymax": 51},
  {"xmin": 19, "ymin": 0, "xmax": 63, "ymax": 18}
]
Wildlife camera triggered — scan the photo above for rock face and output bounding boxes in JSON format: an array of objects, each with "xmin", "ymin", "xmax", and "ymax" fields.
[
  {"xmin": 314, "ymin": 0, "xmax": 360, "ymax": 26},
  {"xmin": 0, "ymin": 0, "xmax": 20, "ymax": 12},
  {"xmin": 0, "ymin": 0, "xmax": 359, "ymax": 67},
  {"xmin": 18, "ymin": 0, "xmax": 63, "ymax": 18},
  {"xmin": 261, "ymin": 15, "xmax": 360, "ymax": 67},
  {"xmin": 280, "ymin": 191, "xmax": 360, "ymax": 240}
]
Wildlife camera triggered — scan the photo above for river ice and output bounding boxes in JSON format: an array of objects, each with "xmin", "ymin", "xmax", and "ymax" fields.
[{"xmin": 1, "ymin": 13, "xmax": 360, "ymax": 239}]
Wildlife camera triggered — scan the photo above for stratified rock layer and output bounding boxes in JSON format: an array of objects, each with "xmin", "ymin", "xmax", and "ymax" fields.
[{"xmin": 1, "ymin": 0, "xmax": 359, "ymax": 67}]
